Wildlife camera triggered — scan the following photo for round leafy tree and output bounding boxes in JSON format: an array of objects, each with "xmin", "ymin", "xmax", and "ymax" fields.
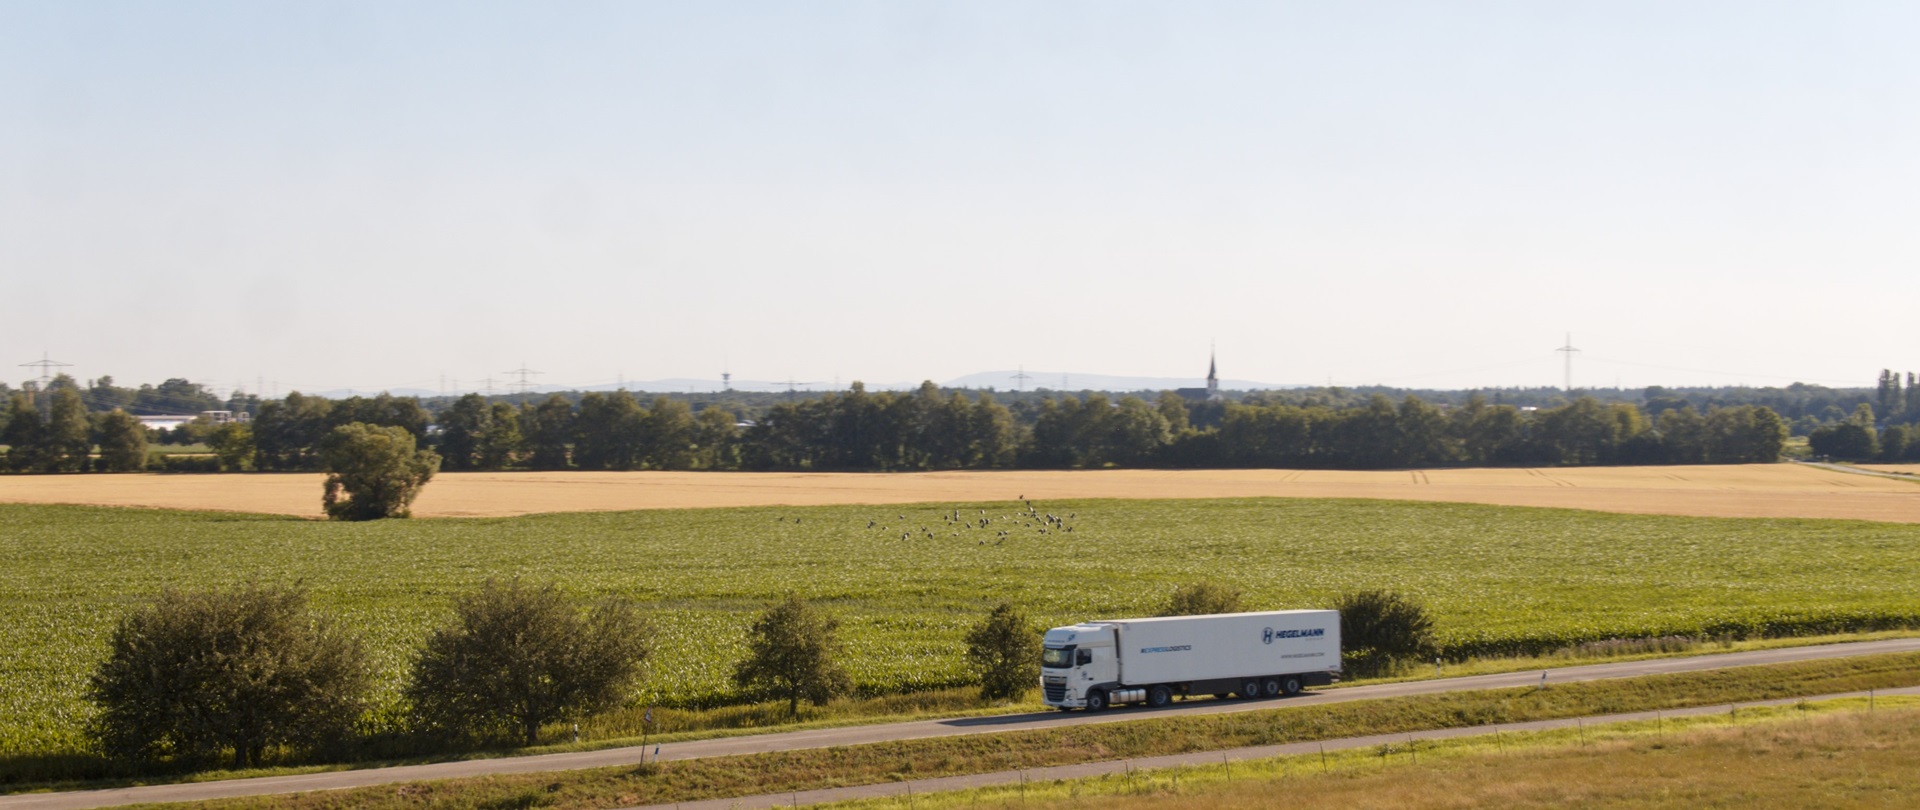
[
  {"xmin": 965, "ymin": 602, "xmax": 1040, "ymax": 702},
  {"xmin": 733, "ymin": 594, "xmax": 852, "ymax": 718},
  {"xmin": 320, "ymin": 422, "xmax": 440, "ymax": 520},
  {"xmin": 87, "ymin": 584, "xmax": 371, "ymax": 768},
  {"xmin": 1335, "ymin": 589, "xmax": 1439, "ymax": 678},
  {"xmin": 407, "ymin": 579, "xmax": 652, "ymax": 746}
]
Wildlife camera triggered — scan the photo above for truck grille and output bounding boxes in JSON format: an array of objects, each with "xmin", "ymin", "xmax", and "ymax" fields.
[{"xmin": 1044, "ymin": 683, "xmax": 1067, "ymax": 702}]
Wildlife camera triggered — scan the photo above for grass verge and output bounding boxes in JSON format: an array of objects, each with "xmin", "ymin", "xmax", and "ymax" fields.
[
  {"xmin": 818, "ymin": 696, "xmax": 1920, "ymax": 809},
  {"xmin": 135, "ymin": 651, "xmax": 1920, "ymax": 809}
]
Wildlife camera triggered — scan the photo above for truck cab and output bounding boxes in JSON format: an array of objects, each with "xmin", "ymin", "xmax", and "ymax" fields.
[{"xmin": 1040, "ymin": 623, "xmax": 1117, "ymax": 709}]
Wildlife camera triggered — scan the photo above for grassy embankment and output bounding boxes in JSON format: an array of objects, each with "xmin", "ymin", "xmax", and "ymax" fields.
[
  {"xmin": 820, "ymin": 698, "xmax": 1920, "ymax": 810},
  {"xmin": 119, "ymin": 652, "xmax": 1920, "ymax": 809},
  {"xmin": 7, "ymin": 498, "xmax": 1920, "ymax": 780}
]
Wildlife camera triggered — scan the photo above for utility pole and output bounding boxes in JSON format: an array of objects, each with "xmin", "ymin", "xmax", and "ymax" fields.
[
  {"xmin": 503, "ymin": 364, "xmax": 542, "ymax": 395},
  {"xmin": 19, "ymin": 352, "xmax": 71, "ymax": 389},
  {"xmin": 1010, "ymin": 366, "xmax": 1032, "ymax": 392},
  {"xmin": 1556, "ymin": 334, "xmax": 1580, "ymax": 393}
]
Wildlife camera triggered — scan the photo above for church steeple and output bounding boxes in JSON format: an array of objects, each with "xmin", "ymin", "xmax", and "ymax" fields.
[{"xmin": 1206, "ymin": 348, "xmax": 1218, "ymax": 397}]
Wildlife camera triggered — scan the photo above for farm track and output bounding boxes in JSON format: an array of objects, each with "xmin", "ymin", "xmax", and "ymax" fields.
[
  {"xmin": 9, "ymin": 638, "xmax": 1920, "ymax": 810},
  {"xmin": 3, "ymin": 463, "xmax": 1920, "ymax": 522}
]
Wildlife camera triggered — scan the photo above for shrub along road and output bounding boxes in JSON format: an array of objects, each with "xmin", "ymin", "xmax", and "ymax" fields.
[{"xmin": 7, "ymin": 638, "xmax": 1920, "ymax": 810}]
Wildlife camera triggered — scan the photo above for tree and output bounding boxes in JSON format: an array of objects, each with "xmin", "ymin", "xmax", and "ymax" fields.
[
  {"xmin": 691, "ymin": 406, "xmax": 738, "ymax": 469},
  {"xmin": 134, "ymin": 378, "xmax": 222, "ymax": 414},
  {"xmin": 319, "ymin": 422, "xmax": 441, "ymax": 520},
  {"xmin": 1881, "ymin": 425, "xmax": 1911, "ymax": 462},
  {"xmin": 573, "ymin": 391, "xmax": 647, "ymax": 470},
  {"xmin": 1, "ymin": 394, "xmax": 48, "ymax": 471},
  {"xmin": 1161, "ymin": 581, "xmax": 1245, "ymax": 616},
  {"xmin": 86, "ymin": 584, "xmax": 370, "ymax": 768},
  {"xmin": 1334, "ymin": 589, "xmax": 1438, "ymax": 678},
  {"xmin": 644, "ymin": 397, "xmax": 697, "ymax": 469},
  {"xmin": 94, "ymin": 409, "xmax": 149, "ymax": 472},
  {"xmin": 251, "ymin": 392, "xmax": 334, "ymax": 470},
  {"xmin": 207, "ymin": 422, "xmax": 255, "ymax": 471},
  {"xmin": 1808, "ymin": 405, "xmax": 1880, "ymax": 460},
  {"xmin": 964, "ymin": 603, "xmax": 1040, "ymax": 702},
  {"xmin": 433, "ymin": 394, "xmax": 492, "ymax": 470},
  {"xmin": 478, "ymin": 403, "xmax": 523, "ymax": 468},
  {"xmin": 523, "ymin": 395, "xmax": 575, "ymax": 470},
  {"xmin": 406, "ymin": 579, "xmax": 651, "ymax": 746},
  {"xmin": 45, "ymin": 387, "xmax": 92, "ymax": 471},
  {"xmin": 733, "ymin": 594, "xmax": 852, "ymax": 717}
]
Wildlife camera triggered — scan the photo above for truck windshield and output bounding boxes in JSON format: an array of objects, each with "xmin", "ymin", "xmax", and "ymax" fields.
[{"xmin": 1041, "ymin": 646, "xmax": 1075, "ymax": 669}]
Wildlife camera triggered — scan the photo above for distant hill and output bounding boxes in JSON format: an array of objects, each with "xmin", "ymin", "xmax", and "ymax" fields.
[
  {"xmin": 309, "ymin": 372, "xmax": 1301, "ymax": 399},
  {"xmin": 940, "ymin": 370, "xmax": 1300, "ymax": 392}
]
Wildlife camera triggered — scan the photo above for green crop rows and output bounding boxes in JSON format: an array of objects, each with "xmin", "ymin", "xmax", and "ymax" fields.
[{"xmin": 4, "ymin": 498, "xmax": 1920, "ymax": 759}]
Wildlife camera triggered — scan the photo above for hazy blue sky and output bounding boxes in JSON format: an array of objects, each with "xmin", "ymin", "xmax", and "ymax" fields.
[{"xmin": 4, "ymin": 2, "xmax": 1916, "ymax": 395}]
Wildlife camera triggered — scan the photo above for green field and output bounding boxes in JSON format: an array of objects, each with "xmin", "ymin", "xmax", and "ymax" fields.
[{"xmin": 5, "ymin": 498, "xmax": 1920, "ymax": 759}]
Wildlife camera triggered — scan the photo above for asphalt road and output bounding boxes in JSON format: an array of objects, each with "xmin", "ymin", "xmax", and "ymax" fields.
[{"xmin": 8, "ymin": 637, "xmax": 1920, "ymax": 810}]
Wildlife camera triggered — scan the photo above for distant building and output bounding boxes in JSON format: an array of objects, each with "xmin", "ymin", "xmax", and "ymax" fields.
[
  {"xmin": 201, "ymin": 410, "xmax": 250, "ymax": 424},
  {"xmin": 136, "ymin": 415, "xmax": 197, "ymax": 431},
  {"xmin": 1175, "ymin": 353, "xmax": 1224, "ymax": 403}
]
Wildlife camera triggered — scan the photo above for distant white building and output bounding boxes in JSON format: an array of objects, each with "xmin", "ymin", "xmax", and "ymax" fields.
[
  {"xmin": 137, "ymin": 415, "xmax": 196, "ymax": 431},
  {"xmin": 135, "ymin": 411, "xmax": 250, "ymax": 431}
]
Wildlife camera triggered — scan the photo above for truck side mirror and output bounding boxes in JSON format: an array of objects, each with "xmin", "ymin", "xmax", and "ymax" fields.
[{"xmin": 1076, "ymin": 649, "xmax": 1092, "ymax": 665}]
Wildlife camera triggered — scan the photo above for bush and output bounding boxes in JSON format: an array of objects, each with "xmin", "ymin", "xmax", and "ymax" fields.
[
  {"xmin": 1161, "ymin": 581, "xmax": 1245, "ymax": 616},
  {"xmin": 964, "ymin": 603, "xmax": 1039, "ymax": 702},
  {"xmin": 1334, "ymin": 589, "xmax": 1438, "ymax": 678},
  {"xmin": 150, "ymin": 453, "xmax": 222, "ymax": 473},
  {"xmin": 86, "ymin": 584, "xmax": 371, "ymax": 768},
  {"xmin": 733, "ymin": 594, "xmax": 852, "ymax": 718},
  {"xmin": 406, "ymin": 579, "xmax": 651, "ymax": 746},
  {"xmin": 208, "ymin": 422, "xmax": 255, "ymax": 471},
  {"xmin": 94, "ymin": 410, "xmax": 149, "ymax": 472},
  {"xmin": 319, "ymin": 422, "xmax": 440, "ymax": 520}
]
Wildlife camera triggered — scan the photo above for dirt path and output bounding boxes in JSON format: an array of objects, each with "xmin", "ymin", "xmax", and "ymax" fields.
[{"xmin": 2, "ymin": 464, "xmax": 1918, "ymax": 522}]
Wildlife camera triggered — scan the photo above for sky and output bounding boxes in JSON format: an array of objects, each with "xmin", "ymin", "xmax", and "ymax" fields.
[{"xmin": 4, "ymin": 2, "xmax": 1917, "ymax": 396}]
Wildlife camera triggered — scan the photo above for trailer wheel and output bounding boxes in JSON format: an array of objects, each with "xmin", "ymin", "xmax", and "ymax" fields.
[
  {"xmin": 1239, "ymin": 679, "xmax": 1263, "ymax": 699},
  {"xmin": 1282, "ymin": 676, "xmax": 1304, "ymax": 696},
  {"xmin": 1147, "ymin": 685, "xmax": 1172, "ymax": 708},
  {"xmin": 1085, "ymin": 690, "xmax": 1108, "ymax": 712},
  {"xmin": 1261, "ymin": 678, "xmax": 1282, "ymax": 697}
]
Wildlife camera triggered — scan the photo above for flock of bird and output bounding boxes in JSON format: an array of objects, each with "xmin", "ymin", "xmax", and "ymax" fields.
[
  {"xmin": 766, "ymin": 497, "xmax": 1084, "ymax": 546},
  {"xmin": 860, "ymin": 497, "xmax": 1079, "ymax": 545}
]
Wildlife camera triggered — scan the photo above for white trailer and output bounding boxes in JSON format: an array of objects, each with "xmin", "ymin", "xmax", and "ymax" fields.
[{"xmin": 1040, "ymin": 610, "xmax": 1340, "ymax": 710}]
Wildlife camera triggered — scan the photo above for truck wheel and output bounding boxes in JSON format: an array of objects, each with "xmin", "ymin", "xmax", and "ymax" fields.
[
  {"xmin": 1239, "ymin": 679, "xmax": 1262, "ymax": 699},
  {"xmin": 1085, "ymin": 690, "xmax": 1108, "ymax": 712},
  {"xmin": 1147, "ymin": 685, "xmax": 1172, "ymax": 708},
  {"xmin": 1261, "ymin": 678, "xmax": 1282, "ymax": 697},
  {"xmin": 1282, "ymin": 676, "xmax": 1304, "ymax": 696}
]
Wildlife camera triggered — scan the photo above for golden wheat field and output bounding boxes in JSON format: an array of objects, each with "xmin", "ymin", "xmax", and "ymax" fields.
[{"xmin": 1, "ymin": 462, "xmax": 1917, "ymax": 521}]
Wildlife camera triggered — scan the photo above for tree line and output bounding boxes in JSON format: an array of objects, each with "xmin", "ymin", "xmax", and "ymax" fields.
[
  {"xmin": 243, "ymin": 387, "xmax": 1793, "ymax": 472},
  {"xmin": 6, "ymin": 383, "xmax": 1804, "ymax": 473}
]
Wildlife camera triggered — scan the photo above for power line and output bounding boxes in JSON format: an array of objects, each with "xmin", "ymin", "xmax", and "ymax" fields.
[
  {"xmin": 19, "ymin": 352, "xmax": 71, "ymax": 388},
  {"xmin": 1556, "ymin": 333, "xmax": 1581, "ymax": 392},
  {"xmin": 503, "ymin": 364, "xmax": 542, "ymax": 395},
  {"xmin": 1010, "ymin": 366, "xmax": 1032, "ymax": 392}
]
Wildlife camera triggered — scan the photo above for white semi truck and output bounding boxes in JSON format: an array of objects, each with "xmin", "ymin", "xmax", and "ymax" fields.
[{"xmin": 1040, "ymin": 609, "xmax": 1341, "ymax": 710}]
